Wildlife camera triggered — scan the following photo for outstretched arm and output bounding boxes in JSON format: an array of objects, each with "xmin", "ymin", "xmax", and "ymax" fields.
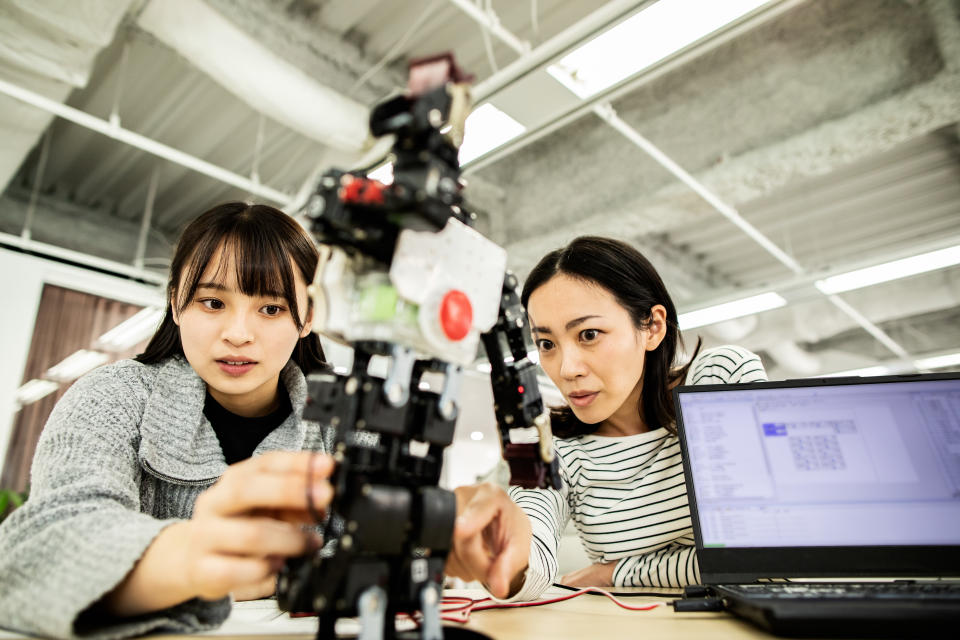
[
  {"xmin": 447, "ymin": 481, "xmax": 570, "ymax": 601},
  {"xmin": 101, "ymin": 451, "xmax": 333, "ymax": 616}
]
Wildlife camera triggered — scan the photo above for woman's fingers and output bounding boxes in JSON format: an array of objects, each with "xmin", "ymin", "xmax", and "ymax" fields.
[
  {"xmin": 189, "ymin": 553, "xmax": 278, "ymax": 601},
  {"xmin": 232, "ymin": 574, "xmax": 279, "ymax": 601},
  {"xmin": 250, "ymin": 450, "xmax": 334, "ymax": 477},
  {"xmin": 486, "ymin": 519, "xmax": 530, "ymax": 598},
  {"xmin": 194, "ymin": 516, "xmax": 319, "ymax": 558},
  {"xmin": 444, "ymin": 552, "xmax": 468, "ymax": 580},
  {"xmin": 196, "ymin": 452, "xmax": 334, "ymax": 517},
  {"xmin": 450, "ymin": 483, "xmax": 532, "ymax": 598},
  {"xmin": 453, "ymin": 483, "xmax": 505, "ymax": 540}
]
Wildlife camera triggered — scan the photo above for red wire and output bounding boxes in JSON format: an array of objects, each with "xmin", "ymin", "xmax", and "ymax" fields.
[{"xmin": 440, "ymin": 587, "xmax": 665, "ymax": 624}]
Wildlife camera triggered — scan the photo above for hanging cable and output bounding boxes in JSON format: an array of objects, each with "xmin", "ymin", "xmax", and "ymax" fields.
[
  {"xmin": 350, "ymin": 0, "xmax": 442, "ymax": 96},
  {"xmin": 109, "ymin": 39, "xmax": 130, "ymax": 129},
  {"xmin": 530, "ymin": 0, "xmax": 540, "ymax": 43},
  {"xmin": 22, "ymin": 129, "xmax": 52, "ymax": 242},
  {"xmin": 251, "ymin": 112, "xmax": 266, "ymax": 190},
  {"xmin": 479, "ymin": 0, "xmax": 500, "ymax": 73}
]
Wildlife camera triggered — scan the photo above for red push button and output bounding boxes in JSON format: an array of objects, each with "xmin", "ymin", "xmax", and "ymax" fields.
[{"xmin": 439, "ymin": 290, "xmax": 472, "ymax": 341}]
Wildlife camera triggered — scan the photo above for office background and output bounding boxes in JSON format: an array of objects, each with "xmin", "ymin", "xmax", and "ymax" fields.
[{"xmin": 0, "ymin": 0, "xmax": 959, "ymax": 492}]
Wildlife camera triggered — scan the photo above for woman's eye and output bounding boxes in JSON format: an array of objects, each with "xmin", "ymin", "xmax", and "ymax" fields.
[
  {"xmin": 536, "ymin": 339, "xmax": 555, "ymax": 352},
  {"xmin": 200, "ymin": 298, "xmax": 224, "ymax": 310},
  {"xmin": 580, "ymin": 329, "xmax": 600, "ymax": 342},
  {"xmin": 262, "ymin": 304, "xmax": 284, "ymax": 316}
]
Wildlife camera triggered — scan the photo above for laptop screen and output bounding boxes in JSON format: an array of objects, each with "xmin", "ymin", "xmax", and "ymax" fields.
[{"xmin": 676, "ymin": 376, "xmax": 960, "ymax": 550}]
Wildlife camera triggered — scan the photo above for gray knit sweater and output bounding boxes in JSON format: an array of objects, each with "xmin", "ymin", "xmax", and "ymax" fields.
[{"xmin": 0, "ymin": 355, "xmax": 320, "ymax": 639}]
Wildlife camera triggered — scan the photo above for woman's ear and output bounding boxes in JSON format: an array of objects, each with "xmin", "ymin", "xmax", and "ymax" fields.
[
  {"xmin": 299, "ymin": 306, "xmax": 314, "ymax": 338},
  {"xmin": 644, "ymin": 305, "xmax": 668, "ymax": 351},
  {"xmin": 170, "ymin": 295, "xmax": 180, "ymax": 326}
]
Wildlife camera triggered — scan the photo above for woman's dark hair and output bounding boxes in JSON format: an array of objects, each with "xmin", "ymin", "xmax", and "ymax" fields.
[
  {"xmin": 137, "ymin": 201, "xmax": 326, "ymax": 372},
  {"xmin": 520, "ymin": 236, "xmax": 700, "ymax": 438}
]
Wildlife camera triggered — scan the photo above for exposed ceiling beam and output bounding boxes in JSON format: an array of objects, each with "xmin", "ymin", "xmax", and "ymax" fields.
[
  {"xmin": 0, "ymin": 76, "xmax": 292, "ymax": 205},
  {"xmin": 137, "ymin": 0, "xmax": 371, "ymax": 151}
]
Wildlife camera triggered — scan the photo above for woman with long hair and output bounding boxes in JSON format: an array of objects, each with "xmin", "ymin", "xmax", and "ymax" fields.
[
  {"xmin": 448, "ymin": 236, "xmax": 767, "ymax": 600},
  {"xmin": 0, "ymin": 202, "xmax": 334, "ymax": 638}
]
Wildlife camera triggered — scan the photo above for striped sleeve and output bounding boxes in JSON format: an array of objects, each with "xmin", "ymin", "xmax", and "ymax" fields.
[
  {"xmin": 688, "ymin": 345, "xmax": 768, "ymax": 385},
  {"xmin": 613, "ymin": 543, "xmax": 699, "ymax": 588},
  {"xmin": 498, "ymin": 483, "xmax": 570, "ymax": 601}
]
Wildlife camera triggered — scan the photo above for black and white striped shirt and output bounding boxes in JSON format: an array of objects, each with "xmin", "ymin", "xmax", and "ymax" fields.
[{"xmin": 507, "ymin": 345, "xmax": 767, "ymax": 600}]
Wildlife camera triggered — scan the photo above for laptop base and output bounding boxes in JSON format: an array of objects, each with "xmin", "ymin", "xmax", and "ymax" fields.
[{"xmin": 715, "ymin": 585, "xmax": 960, "ymax": 638}]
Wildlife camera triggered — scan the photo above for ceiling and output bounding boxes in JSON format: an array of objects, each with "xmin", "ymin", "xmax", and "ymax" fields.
[{"xmin": 1, "ymin": 0, "xmax": 959, "ymax": 381}]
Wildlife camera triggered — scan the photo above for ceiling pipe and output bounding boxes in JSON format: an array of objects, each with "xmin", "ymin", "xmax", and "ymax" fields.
[
  {"xmin": 0, "ymin": 76, "xmax": 292, "ymax": 206},
  {"xmin": 594, "ymin": 104, "xmax": 805, "ymax": 275},
  {"xmin": 453, "ymin": 0, "xmax": 913, "ymax": 363},
  {"xmin": 137, "ymin": 0, "xmax": 370, "ymax": 152},
  {"xmin": 0, "ymin": 231, "xmax": 166, "ymax": 286}
]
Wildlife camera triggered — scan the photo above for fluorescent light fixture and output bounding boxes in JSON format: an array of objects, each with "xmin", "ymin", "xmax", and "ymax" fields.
[
  {"xmin": 96, "ymin": 307, "xmax": 165, "ymax": 352},
  {"xmin": 815, "ymin": 245, "xmax": 960, "ymax": 295},
  {"xmin": 470, "ymin": 431, "xmax": 484, "ymax": 441},
  {"xmin": 823, "ymin": 366, "xmax": 891, "ymax": 378},
  {"xmin": 678, "ymin": 292, "xmax": 786, "ymax": 330},
  {"xmin": 15, "ymin": 379, "xmax": 60, "ymax": 406},
  {"xmin": 458, "ymin": 103, "xmax": 526, "ymax": 165},
  {"xmin": 366, "ymin": 162, "xmax": 394, "ymax": 185},
  {"xmin": 45, "ymin": 350, "xmax": 110, "ymax": 382},
  {"xmin": 526, "ymin": 349, "xmax": 539, "ymax": 365},
  {"xmin": 547, "ymin": 0, "xmax": 772, "ymax": 98},
  {"xmin": 914, "ymin": 352, "xmax": 960, "ymax": 371},
  {"xmin": 475, "ymin": 362, "xmax": 493, "ymax": 373}
]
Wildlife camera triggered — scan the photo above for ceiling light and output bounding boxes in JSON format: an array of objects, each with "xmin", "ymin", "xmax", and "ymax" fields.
[
  {"xmin": 823, "ymin": 366, "xmax": 891, "ymax": 378},
  {"xmin": 15, "ymin": 379, "xmax": 60, "ymax": 407},
  {"xmin": 547, "ymin": 0, "xmax": 773, "ymax": 99},
  {"xmin": 45, "ymin": 350, "xmax": 110, "ymax": 383},
  {"xmin": 458, "ymin": 103, "xmax": 526, "ymax": 165},
  {"xmin": 470, "ymin": 431, "xmax": 484, "ymax": 441},
  {"xmin": 96, "ymin": 307, "xmax": 165, "ymax": 352},
  {"xmin": 475, "ymin": 362, "xmax": 493, "ymax": 373},
  {"xmin": 914, "ymin": 352, "xmax": 960, "ymax": 371},
  {"xmin": 815, "ymin": 245, "xmax": 960, "ymax": 295},
  {"xmin": 678, "ymin": 292, "xmax": 786, "ymax": 330}
]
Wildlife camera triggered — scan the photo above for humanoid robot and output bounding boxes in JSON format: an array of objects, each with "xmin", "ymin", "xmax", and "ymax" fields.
[{"xmin": 277, "ymin": 54, "xmax": 561, "ymax": 640}]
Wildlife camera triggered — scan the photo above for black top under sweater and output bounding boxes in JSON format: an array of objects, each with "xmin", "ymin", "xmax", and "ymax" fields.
[{"xmin": 204, "ymin": 386, "xmax": 292, "ymax": 464}]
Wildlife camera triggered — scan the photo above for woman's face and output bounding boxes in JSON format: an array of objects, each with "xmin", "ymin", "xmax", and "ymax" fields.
[
  {"xmin": 172, "ymin": 245, "xmax": 312, "ymax": 417},
  {"xmin": 527, "ymin": 274, "xmax": 665, "ymax": 431}
]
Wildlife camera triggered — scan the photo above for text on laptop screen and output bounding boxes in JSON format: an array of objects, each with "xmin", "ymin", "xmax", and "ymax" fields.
[{"xmin": 678, "ymin": 379, "xmax": 960, "ymax": 548}]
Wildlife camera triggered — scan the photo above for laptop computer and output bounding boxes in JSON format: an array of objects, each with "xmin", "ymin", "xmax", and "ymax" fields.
[{"xmin": 673, "ymin": 373, "xmax": 960, "ymax": 637}]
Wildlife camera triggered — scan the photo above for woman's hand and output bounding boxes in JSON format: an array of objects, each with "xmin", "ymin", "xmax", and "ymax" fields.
[
  {"xmin": 447, "ymin": 483, "xmax": 532, "ymax": 599},
  {"xmin": 103, "ymin": 451, "xmax": 334, "ymax": 616},
  {"xmin": 559, "ymin": 561, "xmax": 617, "ymax": 588}
]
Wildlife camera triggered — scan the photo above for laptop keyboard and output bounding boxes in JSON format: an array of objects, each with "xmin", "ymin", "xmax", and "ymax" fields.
[{"xmin": 721, "ymin": 582, "xmax": 960, "ymax": 600}]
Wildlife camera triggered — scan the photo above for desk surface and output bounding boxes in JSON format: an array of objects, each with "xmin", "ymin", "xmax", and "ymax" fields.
[
  {"xmin": 0, "ymin": 588, "xmax": 880, "ymax": 640},
  {"xmin": 444, "ymin": 588, "xmax": 765, "ymax": 640},
  {"xmin": 167, "ymin": 588, "xmax": 778, "ymax": 640}
]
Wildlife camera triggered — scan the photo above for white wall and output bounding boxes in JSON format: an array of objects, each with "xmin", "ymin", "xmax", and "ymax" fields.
[{"xmin": 0, "ymin": 247, "xmax": 165, "ymax": 475}]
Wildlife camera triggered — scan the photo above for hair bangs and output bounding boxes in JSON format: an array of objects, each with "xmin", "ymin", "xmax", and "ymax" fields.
[
  {"xmin": 139, "ymin": 201, "xmax": 326, "ymax": 372},
  {"xmin": 228, "ymin": 229, "xmax": 304, "ymax": 331}
]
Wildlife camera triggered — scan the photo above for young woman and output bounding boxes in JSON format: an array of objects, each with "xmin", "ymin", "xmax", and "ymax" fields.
[
  {"xmin": 0, "ymin": 202, "xmax": 335, "ymax": 639},
  {"xmin": 448, "ymin": 236, "xmax": 767, "ymax": 600}
]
